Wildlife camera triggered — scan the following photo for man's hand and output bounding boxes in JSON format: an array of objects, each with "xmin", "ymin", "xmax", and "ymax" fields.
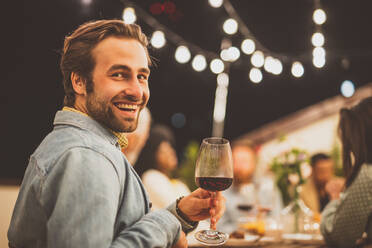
[
  {"xmin": 177, "ymin": 188, "xmax": 226, "ymax": 229},
  {"xmin": 172, "ymin": 231, "xmax": 187, "ymax": 248},
  {"xmin": 325, "ymin": 178, "xmax": 345, "ymax": 200}
]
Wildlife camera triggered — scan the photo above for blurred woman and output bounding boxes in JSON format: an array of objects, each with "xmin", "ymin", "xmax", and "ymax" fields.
[
  {"xmin": 135, "ymin": 125, "xmax": 190, "ymax": 210},
  {"xmin": 321, "ymin": 97, "xmax": 372, "ymax": 247}
]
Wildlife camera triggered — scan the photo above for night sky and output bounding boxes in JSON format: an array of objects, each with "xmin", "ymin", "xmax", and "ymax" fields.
[{"xmin": 2, "ymin": 0, "xmax": 372, "ymax": 181}]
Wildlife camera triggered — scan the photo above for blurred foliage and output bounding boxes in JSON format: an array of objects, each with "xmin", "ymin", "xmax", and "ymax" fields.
[
  {"xmin": 176, "ymin": 140, "xmax": 200, "ymax": 191},
  {"xmin": 270, "ymin": 147, "xmax": 310, "ymax": 206}
]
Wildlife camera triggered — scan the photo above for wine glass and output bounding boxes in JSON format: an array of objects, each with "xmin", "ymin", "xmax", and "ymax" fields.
[{"xmin": 194, "ymin": 137, "xmax": 234, "ymax": 246}]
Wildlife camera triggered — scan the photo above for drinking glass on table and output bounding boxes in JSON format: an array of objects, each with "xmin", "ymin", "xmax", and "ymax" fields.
[{"xmin": 194, "ymin": 137, "xmax": 234, "ymax": 246}]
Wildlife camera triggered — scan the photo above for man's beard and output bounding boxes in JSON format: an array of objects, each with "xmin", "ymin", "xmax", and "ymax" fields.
[{"xmin": 85, "ymin": 84, "xmax": 141, "ymax": 132}]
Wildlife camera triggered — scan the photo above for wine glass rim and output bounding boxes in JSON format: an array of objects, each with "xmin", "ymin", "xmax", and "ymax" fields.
[{"xmin": 202, "ymin": 137, "xmax": 230, "ymax": 145}]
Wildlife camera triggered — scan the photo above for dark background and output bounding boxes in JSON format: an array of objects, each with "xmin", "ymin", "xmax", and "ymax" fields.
[{"xmin": 1, "ymin": 0, "xmax": 372, "ymax": 181}]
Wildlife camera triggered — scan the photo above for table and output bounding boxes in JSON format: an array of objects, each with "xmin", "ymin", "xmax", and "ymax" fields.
[{"xmin": 188, "ymin": 235, "xmax": 327, "ymax": 248}]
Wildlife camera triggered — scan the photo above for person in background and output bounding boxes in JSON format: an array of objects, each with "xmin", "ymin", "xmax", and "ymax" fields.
[
  {"xmin": 321, "ymin": 97, "xmax": 372, "ymax": 248},
  {"xmin": 135, "ymin": 125, "xmax": 190, "ymax": 210},
  {"xmin": 7, "ymin": 20, "xmax": 225, "ymax": 248},
  {"xmin": 122, "ymin": 107, "xmax": 151, "ymax": 165},
  {"xmin": 300, "ymin": 153, "xmax": 341, "ymax": 214},
  {"xmin": 218, "ymin": 139, "xmax": 283, "ymax": 234}
]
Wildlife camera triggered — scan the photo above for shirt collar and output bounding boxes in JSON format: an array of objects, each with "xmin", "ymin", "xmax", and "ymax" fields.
[{"xmin": 60, "ymin": 106, "xmax": 128, "ymax": 149}]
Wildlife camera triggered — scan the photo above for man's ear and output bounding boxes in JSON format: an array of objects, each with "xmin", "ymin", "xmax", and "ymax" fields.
[{"xmin": 71, "ymin": 72, "xmax": 87, "ymax": 96}]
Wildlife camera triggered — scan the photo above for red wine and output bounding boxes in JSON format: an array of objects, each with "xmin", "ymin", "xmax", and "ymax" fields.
[{"xmin": 195, "ymin": 177, "xmax": 233, "ymax": 191}]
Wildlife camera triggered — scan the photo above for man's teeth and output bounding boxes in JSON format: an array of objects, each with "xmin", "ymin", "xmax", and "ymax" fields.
[{"xmin": 115, "ymin": 103, "xmax": 138, "ymax": 110}]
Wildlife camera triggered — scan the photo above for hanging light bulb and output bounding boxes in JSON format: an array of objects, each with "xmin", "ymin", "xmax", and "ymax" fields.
[
  {"xmin": 313, "ymin": 56, "xmax": 326, "ymax": 68},
  {"xmin": 150, "ymin": 31, "xmax": 166, "ymax": 49},
  {"xmin": 122, "ymin": 7, "xmax": 136, "ymax": 24},
  {"xmin": 264, "ymin": 56, "xmax": 275, "ymax": 74},
  {"xmin": 241, "ymin": 39, "xmax": 255, "ymax": 55},
  {"xmin": 251, "ymin": 51, "xmax": 264, "ymax": 68},
  {"xmin": 223, "ymin": 18, "xmax": 238, "ymax": 35},
  {"xmin": 311, "ymin": 32, "xmax": 325, "ymax": 47},
  {"xmin": 313, "ymin": 9, "xmax": 327, "ymax": 25},
  {"xmin": 291, "ymin": 61, "xmax": 304, "ymax": 78},
  {"xmin": 249, "ymin": 68, "xmax": 262, "ymax": 83},
  {"xmin": 220, "ymin": 49, "xmax": 230, "ymax": 61},
  {"xmin": 227, "ymin": 46, "xmax": 240, "ymax": 62},
  {"xmin": 175, "ymin": 46, "xmax": 191, "ymax": 64},
  {"xmin": 271, "ymin": 58, "xmax": 283, "ymax": 75},
  {"xmin": 340, "ymin": 80, "xmax": 355, "ymax": 98},
  {"xmin": 217, "ymin": 73, "xmax": 229, "ymax": 87},
  {"xmin": 208, "ymin": 0, "xmax": 223, "ymax": 8},
  {"xmin": 210, "ymin": 59, "xmax": 224, "ymax": 74},
  {"xmin": 312, "ymin": 47, "xmax": 326, "ymax": 58},
  {"xmin": 192, "ymin": 54, "xmax": 207, "ymax": 72}
]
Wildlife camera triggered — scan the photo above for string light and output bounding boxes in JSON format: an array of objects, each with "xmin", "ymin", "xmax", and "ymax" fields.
[
  {"xmin": 313, "ymin": 55, "xmax": 326, "ymax": 68},
  {"xmin": 220, "ymin": 49, "xmax": 230, "ymax": 61},
  {"xmin": 227, "ymin": 46, "xmax": 240, "ymax": 62},
  {"xmin": 208, "ymin": 0, "xmax": 223, "ymax": 8},
  {"xmin": 175, "ymin": 46, "xmax": 191, "ymax": 64},
  {"xmin": 217, "ymin": 73, "xmax": 229, "ymax": 87},
  {"xmin": 264, "ymin": 56, "xmax": 275, "ymax": 74},
  {"xmin": 210, "ymin": 59, "xmax": 225, "ymax": 74},
  {"xmin": 150, "ymin": 31, "xmax": 166, "ymax": 49},
  {"xmin": 311, "ymin": 32, "xmax": 325, "ymax": 47},
  {"xmin": 249, "ymin": 68, "xmax": 263, "ymax": 83},
  {"xmin": 223, "ymin": 18, "xmax": 238, "ymax": 35},
  {"xmin": 271, "ymin": 58, "xmax": 283, "ymax": 75},
  {"xmin": 313, "ymin": 9, "xmax": 327, "ymax": 25},
  {"xmin": 122, "ymin": 7, "xmax": 136, "ymax": 24},
  {"xmin": 251, "ymin": 51, "xmax": 264, "ymax": 68},
  {"xmin": 340, "ymin": 80, "xmax": 355, "ymax": 97},
  {"xmin": 192, "ymin": 54, "xmax": 207, "ymax": 72},
  {"xmin": 313, "ymin": 47, "xmax": 326, "ymax": 58},
  {"xmin": 241, "ymin": 39, "xmax": 255, "ymax": 55},
  {"xmin": 291, "ymin": 61, "xmax": 304, "ymax": 78}
]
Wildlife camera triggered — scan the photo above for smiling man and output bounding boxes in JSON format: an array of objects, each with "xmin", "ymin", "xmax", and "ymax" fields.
[{"xmin": 8, "ymin": 20, "xmax": 225, "ymax": 248}]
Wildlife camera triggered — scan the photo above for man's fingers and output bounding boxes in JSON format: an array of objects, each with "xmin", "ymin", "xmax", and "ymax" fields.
[
  {"xmin": 193, "ymin": 197, "xmax": 212, "ymax": 209},
  {"xmin": 192, "ymin": 188, "xmax": 212, "ymax": 199}
]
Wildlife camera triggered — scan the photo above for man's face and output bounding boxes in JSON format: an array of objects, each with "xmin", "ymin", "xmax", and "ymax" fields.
[
  {"xmin": 85, "ymin": 37, "xmax": 150, "ymax": 132},
  {"xmin": 232, "ymin": 146, "xmax": 256, "ymax": 185},
  {"xmin": 313, "ymin": 159, "xmax": 334, "ymax": 187}
]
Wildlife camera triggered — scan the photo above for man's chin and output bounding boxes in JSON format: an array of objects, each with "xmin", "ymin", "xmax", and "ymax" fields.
[{"xmin": 115, "ymin": 120, "xmax": 138, "ymax": 132}]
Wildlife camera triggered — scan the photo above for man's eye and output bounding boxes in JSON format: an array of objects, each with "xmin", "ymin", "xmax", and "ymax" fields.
[
  {"xmin": 112, "ymin": 73, "xmax": 123, "ymax": 77},
  {"xmin": 138, "ymin": 74, "xmax": 148, "ymax": 80}
]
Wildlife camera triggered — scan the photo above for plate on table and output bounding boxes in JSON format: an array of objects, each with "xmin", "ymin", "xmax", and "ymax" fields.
[{"xmin": 282, "ymin": 233, "xmax": 324, "ymax": 245}]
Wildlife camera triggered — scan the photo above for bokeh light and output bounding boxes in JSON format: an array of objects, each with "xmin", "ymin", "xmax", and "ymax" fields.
[
  {"xmin": 223, "ymin": 18, "xmax": 238, "ymax": 35},
  {"xmin": 175, "ymin": 46, "xmax": 191, "ymax": 64},
  {"xmin": 249, "ymin": 68, "xmax": 263, "ymax": 83},
  {"xmin": 341, "ymin": 80, "xmax": 355, "ymax": 97},
  {"xmin": 122, "ymin": 7, "xmax": 136, "ymax": 24},
  {"xmin": 150, "ymin": 31, "xmax": 166, "ymax": 49},
  {"xmin": 192, "ymin": 54, "xmax": 207, "ymax": 72}
]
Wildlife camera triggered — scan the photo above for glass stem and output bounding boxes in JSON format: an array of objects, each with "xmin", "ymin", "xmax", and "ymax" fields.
[{"xmin": 210, "ymin": 191, "xmax": 216, "ymax": 230}]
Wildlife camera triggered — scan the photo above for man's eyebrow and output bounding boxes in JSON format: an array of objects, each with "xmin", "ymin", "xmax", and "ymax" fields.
[
  {"xmin": 108, "ymin": 64, "xmax": 131, "ymax": 72},
  {"xmin": 139, "ymin": 68, "xmax": 151, "ymax": 75},
  {"xmin": 108, "ymin": 65, "xmax": 150, "ymax": 74}
]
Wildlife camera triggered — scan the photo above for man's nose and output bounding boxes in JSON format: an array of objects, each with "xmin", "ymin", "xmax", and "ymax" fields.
[{"xmin": 125, "ymin": 79, "xmax": 143, "ymax": 101}]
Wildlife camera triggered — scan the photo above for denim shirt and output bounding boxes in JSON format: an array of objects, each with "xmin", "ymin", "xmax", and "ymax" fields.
[{"xmin": 8, "ymin": 111, "xmax": 182, "ymax": 248}]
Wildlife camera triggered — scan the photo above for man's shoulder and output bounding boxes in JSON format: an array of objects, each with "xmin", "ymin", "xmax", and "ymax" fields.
[{"xmin": 32, "ymin": 125, "xmax": 125, "ymax": 175}]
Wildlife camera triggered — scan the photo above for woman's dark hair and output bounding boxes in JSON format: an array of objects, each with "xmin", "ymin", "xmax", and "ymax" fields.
[
  {"xmin": 339, "ymin": 97, "xmax": 372, "ymax": 187},
  {"xmin": 134, "ymin": 125, "xmax": 176, "ymax": 177}
]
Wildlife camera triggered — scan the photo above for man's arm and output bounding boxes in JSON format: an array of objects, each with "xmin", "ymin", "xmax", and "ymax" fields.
[{"xmin": 41, "ymin": 147, "xmax": 180, "ymax": 248}]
